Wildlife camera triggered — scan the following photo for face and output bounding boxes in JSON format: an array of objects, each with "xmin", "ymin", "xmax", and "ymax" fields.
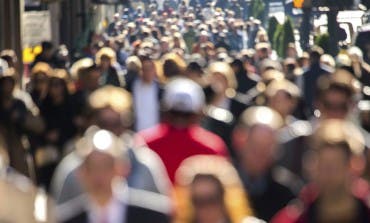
[
  {"xmin": 49, "ymin": 78, "xmax": 65, "ymax": 99},
  {"xmin": 211, "ymin": 72, "xmax": 229, "ymax": 94},
  {"xmin": 33, "ymin": 73, "xmax": 49, "ymax": 92},
  {"xmin": 313, "ymin": 147, "xmax": 350, "ymax": 193},
  {"xmin": 86, "ymin": 69, "xmax": 100, "ymax": 91},
  {"xmin": 80, "ymin": 151, "xmax": 117, "ymax": 195},
  {"xmin": 191, "ymin": 177, "xmax": 225, "ymax": 223},
  {"xmin": 241, "ymin": 126, "xmax": 277, "ymax": 177},
  {"xmin": 161, "ymin": 41, "xmax": 170, "ymax": 52},
  {"xmin": 141, "ymin": 60, "xmax": 157, "ymax": 83},
  {"xmin": 269, "ymin": 90, "xmax": 296, "ymax": 118},
  {"xmin": 319, "ymin": 90, "xmax": 351, "ymax": 119},
  {"xmin": 95, "ymin": 108, "xmax": 125, "ymax": 136},
  {"xmin": 100, "ymin": 56, "xmax": 111, "ymax": 70},
  {"xmin": 0, "ymin": 77, "xmax": 15, "ymax": 97}
]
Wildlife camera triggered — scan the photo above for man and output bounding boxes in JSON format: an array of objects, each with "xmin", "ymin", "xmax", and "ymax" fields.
[
  {"xmin": 232, "ymin": 106, "xmax": 300, "ymax": 221},
  {"xmin": 272, "ymin": 120, "xmax": 370, "ymax": 222},
  {"xmin": 140, "ymin": 78, "xmax": 228, "ymax": 183},
  {"xmin": 302, "ymin": 46, "xmax": 332, "ymax": 116},
  {"xmin": 57, "ymin": 127, "xmax": 171, "ymax": 223},
  {"xmin": 51, "ymin": 86, "xmax": 171, "ymax": 204},
  {"xmin": 125, "ymin": 55, "xmax": 162, "ymax": 131}
]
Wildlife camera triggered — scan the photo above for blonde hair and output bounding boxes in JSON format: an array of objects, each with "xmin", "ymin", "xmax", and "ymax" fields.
[
  {"xmin": 31, "ymin": 62, "xmax": 52, "ymax": 77},
  {"xmin": 88, "ymin": 86, "xmax": 133, "ymax": 127},
  {"xmin": 95, "ymin": 47, "xmax": 117, "ymax": 65},
  {"xmin": 173, "ymin": 155, "xmax": 253, "ymax": 223},
  {"xmin": 207, "ymin": 61, "xmax": 237, "ymax": 95},
  {"xmin": 126, "ymin": 56, "xmax": 142, "ymax": 73}
]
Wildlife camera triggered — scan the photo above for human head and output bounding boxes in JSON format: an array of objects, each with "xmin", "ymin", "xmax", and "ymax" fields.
[
  {"xmin": 140, "ymin": 55, "xmax": 158, "ymax": 83},
  {"xmin": 0, "ymin": 49, "xmax": 18, "ymax": 68},
  {"xmin": 309, "ymin": 46, "xmax": 324, "ymax": 65},
  {"xmin": 315, "ymin": 69, "xmax": 359, "ymax": 120},
  {"xmin": 76, "ymin": 127, "xmax": 129, "ymax": 201},
  {"xmin": 207, "ymin": 61, "xmax": 237, "ymax": 98},
  {"xmin": 47, "ymin": 69, "xmax": 70, "ymax": 100},
  {"xmin": 175, "ymin": 155, "xmax": 252, "ymax": 223},
  {"xmin": 30, "ymin": 62, "xmax": 52, "ymax": 94},
  {"xmin": 162, "ymin": 52, "xmax": 187, "ymax": 79},
  {"xmin": 308, "ymin": 120, "xmax": 365, "ymax": 193},
  {"xmin": 126, "ymin": 56, "xmax": 142, "ymax": 74},
  {"xmin": 41, "ymin": 41, "xmax": 54, "ymax": 58},
  {"xmin": 88, "ymin": 86, "xmax": 133, "ymax": 135},
  {"xmin": 95, "ymin": 47, "xmax": 116, "ymax": 70},
  {"xmin": 265, "ymin": 79, "xmax": 301, "ymax": 119},
  {"xmin": 0, "ymin": 59, "xmax": 16, "ymax": 98},
  {"xmin": 232, "ymin": 106, "xmax": 284, "ymax": 177},
  {"xmin": 162, "ymin": 77, "xmax": 205, "ymax": 128}
]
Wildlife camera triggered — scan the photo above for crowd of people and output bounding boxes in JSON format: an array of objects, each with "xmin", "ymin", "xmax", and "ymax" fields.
[{"xmin": 1, "ymin": 0, "xmax": 370, "ymax": 222}]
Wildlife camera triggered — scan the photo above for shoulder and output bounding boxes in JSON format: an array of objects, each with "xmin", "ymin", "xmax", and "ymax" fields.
[
  {"xmin": 270, "ymin": 199, "xmax": 304, "ymax": 223},
  {"xmin": 56, "ymin": 194, "xmax": 88, "ymax": 223},
  {"xmin": 139, "ymin": 124, "xmax": 168, "ymax": 144},
  {"xmin": 190, "ymin": 126, "xmax": 228, "ymax": 155},
  {"xmin": 125, "ymin": 187, "xmax": 172, "ymax": 215}
]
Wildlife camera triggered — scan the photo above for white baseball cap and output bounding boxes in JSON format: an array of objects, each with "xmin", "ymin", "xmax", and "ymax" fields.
[{"xmin": 163, "ymin": 78, "xmax": 205, "ymax": 113}]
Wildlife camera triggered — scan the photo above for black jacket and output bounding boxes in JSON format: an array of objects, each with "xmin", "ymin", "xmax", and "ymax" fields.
[
  {"xmin": 63, "ymin": 205, "xmax": 170, "ymax": 223},
  {"xmin": 59, "ymin": 187, "xmax": 171, "ymax": 223}
]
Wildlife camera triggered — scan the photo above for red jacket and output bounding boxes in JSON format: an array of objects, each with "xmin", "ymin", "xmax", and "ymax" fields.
[
  {"xmin": 139, "ymin": 123, "xmax": 228, "ymax": 183},
  {"xmin": 271, "ymin": 179, "xmax": 370, "ymax": 223}
]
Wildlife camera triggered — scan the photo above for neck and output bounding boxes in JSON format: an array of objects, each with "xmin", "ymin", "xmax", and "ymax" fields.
[
  {"xmin": 211, "ymin": 93, "xmax": 227, "ymax": 107},
  {"xmin": 90, "ymin": 190, "xmax": 113, "ymax": 207}
]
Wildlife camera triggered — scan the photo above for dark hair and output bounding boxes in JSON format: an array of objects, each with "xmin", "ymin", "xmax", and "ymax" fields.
[
  {"xmin": 192, "ymin": 174, "xmax": 225, "ymax": 198},
  {"xmin": 316, "ymin": 75, "xmax": 354, "ymax": 101},
  {"xmin": 41, "ymin": 41, "xmax": 54, "ymax": 51}
]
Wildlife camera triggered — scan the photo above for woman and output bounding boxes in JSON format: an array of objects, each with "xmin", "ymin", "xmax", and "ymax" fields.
[
  {"xmin": 28, "ymin": 62, "xmax": 52, "ymax": 107},
  {"xmin": 95, "ymin": 47, "xmax": 121, "ymax": 87},
  {"xmin": 173, "ymin": 155, "xmax": 253, "ymax": 223},
  {"xmin": 38, "ymin": 69, "xmax": 76, "ymax": 189}
]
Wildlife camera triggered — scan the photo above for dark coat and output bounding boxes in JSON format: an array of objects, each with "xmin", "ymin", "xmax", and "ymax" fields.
[
  {"xmin": 238, "ymin": 167, "xmax": 297, "ymax": 221},
  {"xmin": 64, "ymin": 205, "xmax": 170, "ymax": 223},
  {"xmin": 59, "ymin": 186, "xmax": 171, "ymax": 223}
]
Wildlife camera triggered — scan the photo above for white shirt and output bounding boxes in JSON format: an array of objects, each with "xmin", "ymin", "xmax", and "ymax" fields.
[
  {"xmin": 133, "ymin": 79, "xmax": 160, "ymax": 131},
  {"xmin": 88, "ymin": 198, "xmax": 126, "ymax": 223},
  {"xmin": 87, "ymin": 181, "xmax": 129, "ymax": 223}
]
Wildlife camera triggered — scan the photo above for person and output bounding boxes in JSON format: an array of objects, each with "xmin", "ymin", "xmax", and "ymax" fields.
[
  {"xmin": 313, "ymin": 69, "xmax": 361, "ymax": 123},
  {"xmin": 265, "ymin": 79, "xmax": 301, "ymax": 124},
  {"xmin": 174, "ymin": 155, "xmax": 254, "ymax": 223},
  {"xmin": 347, "ymin": 46, "xmax": 370, "ymax": 100},
  {"xmin": 56, "ymin": 127, "xmax": 171, "ymax": 223},
  {"xmin": 265, "ymin": 79, "xmax": 312, "ymax": 176},
  {"xmin": 0, "ymin": 66, "xmax": 44, "ymax": 178},
  {"xmin": 271, "ymin": 120, "xmax": 370, "ymax": 223},
  {"xmin": 31, "ymin": 41, "xmax": 58, "ymax": 68},
  {"xmin": 140, "ymin": 77, "xmax": 228, "ymax": 183},
  {"xmin": 28, "ymin": 62, "xmax": 53, "ymax": 107},
  {"xmin": 51, "ymin": 86, "xmax": 171, "ymax": 204},
  {"xmin": 0, "ymin": 144, "xmax": 56, "ymax": 223},
  {"xmin": 162, "ymin": 52, "xmax": 187, "ymax": 79},
  {"xmin": 302, "ymin": 46, "xmax": 332, "ymax": 116},
  {"xmin": 232, "ymin": 106, "xmax": 300, "ymax": 221},
  {"xmin": 95, "ymin": 47, "xmax": 121, "ymax": 87},
  {"xmin": 37, "ymin": 69, "xmax": 76, "ymax": 189},
  {"xmin": 125, "ymin": 55, "xmax": 162, "ymax": 131},
  {"xmin": 205, "ymin": 61, "xmax": 248, "ymax": 119}
]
